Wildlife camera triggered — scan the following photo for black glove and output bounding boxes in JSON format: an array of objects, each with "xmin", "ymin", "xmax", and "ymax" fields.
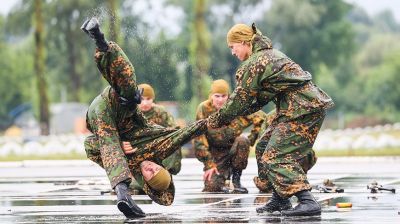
[{"xmin": 118, "ymin": 88, "xmax": 143, "ymax": 106}]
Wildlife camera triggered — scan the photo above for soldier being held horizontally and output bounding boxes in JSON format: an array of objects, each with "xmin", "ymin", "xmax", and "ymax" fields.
[
  {"xmin": 124, "ymin": 83, "xmax": 182, "ymax": 193},
  {"xmin": 193, "ymin": 79, "xmax": 267, "ymax": 193},
  {"xmin": 81, "ymin": 17, "xmax": 207, "ymax": 219},
  {"xmin": 208, "ymin": 23, "xmax": 334, "ymax": 216}
]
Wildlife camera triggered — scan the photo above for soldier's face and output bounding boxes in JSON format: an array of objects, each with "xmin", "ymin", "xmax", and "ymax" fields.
[
  {"xmin": 139, "ymin": 96, "xmax": 154, "ymax": 112},
  {"xmin": 211, "ymin": 93, "xmax": 228, "ymax": 110},
  {"xmin": 140, "ymin": 160, "xmax": 163, "ymax": 181},
  {"xmin": 229, "ymin": 42, "xmax": 252, "ymax": 61}
]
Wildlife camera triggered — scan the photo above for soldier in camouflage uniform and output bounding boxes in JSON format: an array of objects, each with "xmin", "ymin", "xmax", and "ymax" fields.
[
  {"xmin": 193, "ymin": 79, "xmax": 267, "ymax": 193},
  {"xmin": 81, "ymin": 18, "xmax": 207, "ymax": 218},
  {"xmin": 208, "ymin": 23, "xmax": 334, "ymax": 216},
  {"xmin": 126, "ymin": 83, "xmax": 182, "ymax": 193}
]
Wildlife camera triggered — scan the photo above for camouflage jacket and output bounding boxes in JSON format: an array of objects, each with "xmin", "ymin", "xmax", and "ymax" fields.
[
  {"xmin": 209, "ymin": 30, "xmax": 334, "ymax": 128},
  {"xmin": 193, "ymin": 99, "xmax": 266, "ymax": 170},
  {"xmin": 142, "ymin": 104, "xmax": 175, "ymax": 128}
]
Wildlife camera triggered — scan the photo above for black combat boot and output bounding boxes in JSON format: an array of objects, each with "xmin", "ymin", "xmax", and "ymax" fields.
[
  {"xmin": 256, "ymin": 190, "xmax": 292, "ymax": 213},
  {"xmin": 81, "ymin": 17, "xmax": 109, "ymax": 52},
  {"xmin": 114, "ymin": 181, "xmax": 146, "ymax": 218},
  {"xmin": 281, "ymin": 190, "xmax": 321, "ymax": 216},
  {"xmin": 231, "ymin": 169, "xmax": 248, "ymax": 194}
]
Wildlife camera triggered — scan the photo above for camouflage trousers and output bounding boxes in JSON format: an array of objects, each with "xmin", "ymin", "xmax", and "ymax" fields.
[
  {"xmin": 255, "ymin": 110, "xmax": 325, "ymax": 198},
  {"xmin": 203, "ymin": 136, "xmax": 250, "ymax": 192}
]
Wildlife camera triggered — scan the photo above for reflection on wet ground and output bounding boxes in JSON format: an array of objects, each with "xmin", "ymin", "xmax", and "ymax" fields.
[{"xmin": 0, "ymin": 158, "xmax": 399, "ymax": 223}]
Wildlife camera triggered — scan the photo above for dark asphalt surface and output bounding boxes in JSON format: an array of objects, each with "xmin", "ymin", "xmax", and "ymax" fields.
[{"xmin": 0, "ymin": 157, "xmax": 399, "ymax": 223}]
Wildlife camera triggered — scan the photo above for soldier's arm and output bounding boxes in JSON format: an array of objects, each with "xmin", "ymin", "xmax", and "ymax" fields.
[
  {"xmin": 209, "ymin": 61, "xmax": 276, "ymax": 128},
  {"xmin": 193, "ymin": 104, "xmax": 217, "ymax": 170}
]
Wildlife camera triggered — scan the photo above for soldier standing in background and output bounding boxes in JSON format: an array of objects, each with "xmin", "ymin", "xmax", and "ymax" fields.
[
  {"xmin": 208, "ymin": 23, "xmax": 334, "ymax": 216},
  {"xmin": 193, "ymin": 79, "xmax": 267, "ymax": 193}
]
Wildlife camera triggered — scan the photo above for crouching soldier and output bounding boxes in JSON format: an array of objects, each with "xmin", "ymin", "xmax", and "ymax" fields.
[{"xmin": 193, "ymin": 79, "xmax": 267, "ymax": 193}]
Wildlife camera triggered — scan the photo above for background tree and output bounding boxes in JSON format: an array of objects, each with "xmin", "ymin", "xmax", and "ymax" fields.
[
  {"xmin": 189, "ymin": 0, "xmax": 212, "ymax": 103},
  {"xmin": 107, "ymin": 0, "xmax": 121, "ymax": 44},
  {"xmin": 260, "ymin": 0, "xmax": 354, "ymax": 74},
  {"xmin": 34, "ymin": 0, "xmax": 50, "ymax": 135}
]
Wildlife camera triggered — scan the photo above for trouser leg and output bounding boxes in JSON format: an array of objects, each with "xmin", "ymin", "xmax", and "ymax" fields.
[
  {"xmin": 258, "ymin": 111, "xmax": 324, "ymax": 198},
  {"xmin": 230, "ymin": 136, "xmax": 250, "ymax": 193}
]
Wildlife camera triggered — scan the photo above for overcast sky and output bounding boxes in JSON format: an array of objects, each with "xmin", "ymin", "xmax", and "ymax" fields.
[{"xmin": 1, "ymin": 0, "xmax": 399, "ymax": 22}]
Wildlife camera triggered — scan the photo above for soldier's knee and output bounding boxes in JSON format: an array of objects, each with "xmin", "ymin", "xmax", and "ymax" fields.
[
  {"xmin": 235, "ymin": 136, "xmax": 250, "ymax": 147},
  {"xmin": 163, "ymin": 198, "xmax": 174, "ymax": 206},
  {"xmin": 84, "ymin": 136, "xmax": 99, "ymax": 155},
  {"xmin": 299, "ymin": 150, "xmax": 317, "ymax": 172},
  {"xmin": 203, "ymin": 179, "xmax": 225, "ymax": 192}
]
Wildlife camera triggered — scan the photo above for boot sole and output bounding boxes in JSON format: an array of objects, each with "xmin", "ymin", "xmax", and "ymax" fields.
[
  {"xmin": 282, "ymin": 210, "xmax": 321, "ymax": 216},
  {"xmin": 256, "ymin": 209, "xmax": 281, "ymax": 215},
  {"xmin": 117, "ymin": 201, "xmax": 145, "ymax": 218}
]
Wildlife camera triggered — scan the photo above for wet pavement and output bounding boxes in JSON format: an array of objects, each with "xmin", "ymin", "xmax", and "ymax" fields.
[{"xmin": 0, "ymin": 157, "xmax": 399, "ymax": 223}]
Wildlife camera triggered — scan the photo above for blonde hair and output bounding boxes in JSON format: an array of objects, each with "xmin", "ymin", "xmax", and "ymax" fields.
[{"xmin": 226, "ymin": 24, "xmax": 254, "ymax": 45}]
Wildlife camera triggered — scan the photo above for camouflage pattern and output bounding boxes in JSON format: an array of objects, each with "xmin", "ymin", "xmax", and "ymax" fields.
[
  {"xmin": 201, "ymin": 136, "xmax": 250, "ymax": 192},
  {"xmin": 208, "ymin": 29, "xmax": 334, "ymax": 198},
  {"xmin": 94, "ymin": 42, "xmax": 139, "ymax": 102},
  {"xmin": 141, "ymin": 104, "xmax": 182, "ymax": 175},
  {"xmin": 193, "ymin": 99, "xmax": 267, "ymax": 192},
  {"xmin": 85, "ymin": 42, "xmax": 207, "ymax": 205},
  {"xmin": 143, "ymin": 104, "xmax": 175, "ymax": 128},
  {"xmin": 253, "ymin": 109, "xmax": 275, "ymax": 193},
  {"xmin": 258, "ymin": 109, "xmax": 276, "ymax": 141}
]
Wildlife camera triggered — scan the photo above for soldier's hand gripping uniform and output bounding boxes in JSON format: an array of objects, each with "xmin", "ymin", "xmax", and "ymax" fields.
[
  {"xmin": 81, "ymin": 17, "xmax": 207, "ymax": 218},
  {"xmin": 208, "ymin": 24, "xmax": 334, "ymax": 216}
]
